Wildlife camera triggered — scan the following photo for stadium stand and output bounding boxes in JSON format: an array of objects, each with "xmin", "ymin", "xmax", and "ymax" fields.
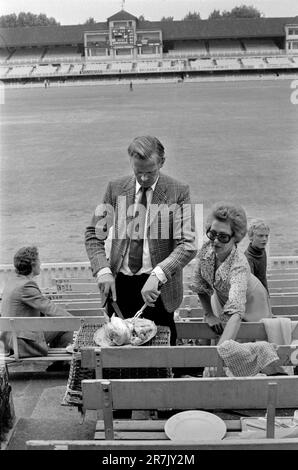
[
  {"xmin": 243, "ymin": 39, "xmax": 280, "ymax": 54},
  {"xmin": 6, "ymin": 65, "xmax": 34, "ymax": 77},
  {"xmin": 42, "ymin": 46, "xmax": 82, "ymax": 61},
  {"xmin": 241, "ymin": 57, "xmax": 266, "ymax": 68},
  {"xmin": 136, "ymin": 61, "xmax": 160, "ymax": 72},
  {"xmin": 109, "ymin": 61, "xmax": 133, "ymax": 72},
  {"xmin": 189, "ymin": 58, "xmax": 215, "ymax": 70},
  {"xmin": 169, "ymin": 40, "xmax": 208, "ymax": 57},
  {"xmin": 83, "ymin": 62, "xmax": 108, "ymax": 73},
  {"xmin": 0, "ymin": 11, "xmax": 297, "ymax": 83},
  {"xmin": 266, "ymin": 56, "xmax": 293, "ymax": 67},
  {"xmin": 214, "ymin": 58, "xmax": 241, "ymax": 69},
  {"xmin": 31, "ymin": 64, "xmax": 59, "ymax": 76},
  {"xmin": 0, "ymin": 67, "xmax": 9, "ymax": 78},
  {"xmin": 57, "ymin": 63, "xmax": 72, "ymax": 75},
  {"xmin": 69, "ymin": 63, "xmax": 83, "ymax": 74},
  {"xmin": 208, "ymin": 39, "xmax": 243, "ymax": 55},
  {"xmin": 160, "ymin": 59, "xmax": 185, "ymax": 71},
  {"xmin": 0, "ymin": 49, "xmax": 10, "ymax": 63},
  {"xmin": 8, "ymin": 48, "xmax": 45, "ymax": 63}
]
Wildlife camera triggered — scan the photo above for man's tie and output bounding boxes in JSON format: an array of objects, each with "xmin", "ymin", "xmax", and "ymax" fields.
[{"xmin": 128, "ymin": 187, "xmax": 149, "ymax": 274}]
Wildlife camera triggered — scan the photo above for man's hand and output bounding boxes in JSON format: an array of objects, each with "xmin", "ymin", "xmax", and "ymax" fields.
[
  {"xmin": 97, "ymin": 272, "xmax": 116, "ymax": 302},
  {"xmin": 204, "ymin": 314, "xmax": 224, "ymax": 336},
  {"xmin": 141, "ymin": 274, "xmax": 161, "ymax": 307}
]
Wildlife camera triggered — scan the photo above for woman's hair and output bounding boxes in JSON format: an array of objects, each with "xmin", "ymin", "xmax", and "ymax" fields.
[
  {"xmin": 206, "ymin": 202, "xmax": 247, "ymax": 243},
  {"xmin": 14, "ymin": 246, "xmax": 39, "ymax": 275},
  {"xmin": 247, "ymin": 219, "xmax": 270, "ymax": 239},
  {"xmin": 128, "ymin": 135, "xmax": 165, "ymax": 164}
]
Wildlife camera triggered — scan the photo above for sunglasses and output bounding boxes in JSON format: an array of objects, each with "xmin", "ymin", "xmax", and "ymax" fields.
[{"xmin": 206, "ymin": 229, "xmax": 234, "ymax": 244}]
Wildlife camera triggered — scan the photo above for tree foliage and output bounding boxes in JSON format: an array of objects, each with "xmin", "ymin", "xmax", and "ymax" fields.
[
  {"xmin": 84, "ymin": 17, "xmax": 96, "ymax": 25},
  {"xmin": 183, "ymin": 11, "xmax": 201, "ymax": 21},
  {"xmin": 208, "ymin": 10, "xmax": 222, "ymax": 20},
  {"xmin": 208, "ymin": 5, "xmax": 263, "ymax": 20},
  {"xmin": 161, "ymin": 16, "xmax": 174, "ymax": 22},
  {"xmin": 138, "ymin": 15, "xmax": 145, "ymax": 22},
  {"xmin": 0, "ymin": 12, "xmax": 60, "ymax": 27}
]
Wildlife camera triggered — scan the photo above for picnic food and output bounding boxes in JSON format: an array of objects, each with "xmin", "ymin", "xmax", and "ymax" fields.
[
  {"xmin": 94, "ymin": 314, "xmax": 157, "ymax": 347},
  {"xmin": 105, "ymin": 315, "xmax": 131, "ymax": 345},
  {"xmin": 128, "ymin": 317, "xmax": 157, "ymax": 346}
]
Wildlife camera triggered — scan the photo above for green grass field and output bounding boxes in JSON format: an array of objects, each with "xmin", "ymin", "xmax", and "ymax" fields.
[{"xmin": 1, "ymin": 79, "xmax": 298, "ymax": 263}]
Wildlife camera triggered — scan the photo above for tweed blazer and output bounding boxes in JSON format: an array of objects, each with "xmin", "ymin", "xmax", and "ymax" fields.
[
  {"xmin": 0, "ymin": 274, "xmax": 71, "ymax": 346},
  {"xmin": 85, "ymin": 172, "xmax": 197, "ymax": 312}
]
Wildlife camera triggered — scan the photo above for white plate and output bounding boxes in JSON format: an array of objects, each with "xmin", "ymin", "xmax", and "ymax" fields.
[{"xmin": 164, "ymin": 410, "xmax": 226, "ymax": 442}]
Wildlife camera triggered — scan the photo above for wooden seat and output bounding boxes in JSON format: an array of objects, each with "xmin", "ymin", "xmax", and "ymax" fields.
[
  {"xmin": 0, "ymin": 316, "xmax": 105, "ymax": 362},
  {"xmin": 81, "ymin": 344, "xmax": 298, "ymax": 379},
  {"xmin": 79, "ymin": 376, "xmax": 298, "ymax": 441}
]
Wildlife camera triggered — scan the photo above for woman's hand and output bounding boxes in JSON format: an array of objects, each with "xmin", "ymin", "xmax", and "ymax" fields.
[{"xmin": 204, "ymin": 314, "xmax": 224, "ymax": 336}]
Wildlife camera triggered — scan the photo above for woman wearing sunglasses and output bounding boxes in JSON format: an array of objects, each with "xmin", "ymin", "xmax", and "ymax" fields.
[{"xmin": 192, "ymin": 202, "xmax": 271, "ymax": 345}]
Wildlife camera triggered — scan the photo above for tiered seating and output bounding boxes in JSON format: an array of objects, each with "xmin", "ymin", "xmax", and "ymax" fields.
[
  {"xmin": 32, "ymin": 64, "xmax": 58, "ymax": 76},
  {"xmin": 0, "ymin": 49, "xmax": 9, "ymax": 63},
  {"xmin": 57, "ymin": 64, "xmax": 71, "ymax": 75},
  {"xmin": 43, "ymin": 46, "xmax": 81, "ymax": 61},
  {"xmin": 6, "ymin": 65, "xmax": 33, "ymax": 77},
  {"xmin": 69, "ymin": 64, "xmax": 83, "ymax": 74},
  {"xmin": 109, "ymin": 61, "xmax": 133, "ymax": 72},
  {"xmin": 170, "ymin": 40, "xmax": 208, "ymax": 57},
  {"xmin": 26, "ymin": 335, "xmax": 298, "ymax": 449},
  {"xmin": 241, "ymin": 57, "xmax": 265, "ymax": 68},
  {"xmin": 266, "ymin": 57, "xmax": 292, "ymax": 67},
  {"xmin": 215, "ymin": 58, "xmax": 241, "ymax": 69},
  {"xmin": 8, "ymin": 48, "xmax": 44, "ymax": 62},
  {"xmin": 83, "ymin": 63, "xmax": 107, "ymax": 73},
  {"xmin": 0, "ymin": 67, "xmax": 9, "ymax": 78},
  {"xmin": 243, "ymin": 39, "xmax": 279, "ymax": 53},
  {"xmin": 136, "ymin": 61, "xmax": 160, "ymax": 72},
  {"xmin": 189, "ymin": 59, "xmax": 214, "ymax": 69},
  {"xmin": 208, "ymin": 39, "xmax": 243, "ymax": 55}
]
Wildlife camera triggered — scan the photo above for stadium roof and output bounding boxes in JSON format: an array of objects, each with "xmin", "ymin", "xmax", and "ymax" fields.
[
  {"xmin": 0, "ymin": 13, "xmax": 297, "ymax": 48},
  {"xmin": 107, "ymin": 10, "xmax": 138, "ymax": 22}
]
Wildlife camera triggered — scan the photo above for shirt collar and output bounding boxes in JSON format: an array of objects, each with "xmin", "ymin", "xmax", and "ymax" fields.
[{"xmin": 135, "ymin": 176, "xmax": 159, "ymax": 194}]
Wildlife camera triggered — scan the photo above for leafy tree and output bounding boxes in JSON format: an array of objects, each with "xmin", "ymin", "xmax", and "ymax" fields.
[
  {"xmin": 209, "ymin": 5, "xmax": 263, "ymax": 20},
  {"xmin": 138, "ymin": 15, "xmax": 145, "ymax": 21},
  {"xmin": 208, "ymin": 10, "xmax": 222, "ymax": 20},
  {"xmin": 161, "ymin": 16, "xmax": 174, "ymax": 22},
  {"xmin": 0, "ymin": 13, "xmax": 18, "ymax": 27},
  {"xmin": 227, "ymin": 5, "xmax": 263, "ymax": 18},
  {"xmin": 183, "ymin": 11, "xmax": 201, "ymax": 21},
  {"xmin": 84, "ymin": 17, "xmax": 96, "ymax": 25},
  {"xmin": 0, "ymin": 11, "xmax": 60, "ymax": 27}
]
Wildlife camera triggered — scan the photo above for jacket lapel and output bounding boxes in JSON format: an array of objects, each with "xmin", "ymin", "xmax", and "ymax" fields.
[{"xmin": 148, "ymin": 173, "xmax": 168, "ymax": 231}]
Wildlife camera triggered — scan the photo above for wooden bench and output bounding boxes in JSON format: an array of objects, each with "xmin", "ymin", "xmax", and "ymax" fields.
[
  {"xmin": 177, "ymin": 305, "xmax": 298, "ymax": 319},
  {"xmin": 81, "ymin": 344, "xmax": 298, "ymax": 379},
  {"xmin": 2, "ymin": 315, "xmax": 297, "ymax": 364},
  {"xmin": 175, "ymin": 319, "xmax": 298, "ymax": 340},
  {"xmin": 77, "ymin": 376, "xmax": 298, "ymax": 443},
  {"xmin": 0, "ymin": 316, "xmax": 105, "ymax": 363},
  {"xmin": 26, "ymin": 371, "xmax": 298, "ymax": 449}
]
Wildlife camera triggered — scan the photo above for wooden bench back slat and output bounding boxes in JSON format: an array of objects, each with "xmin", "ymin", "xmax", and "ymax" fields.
[
  {"xmin": 0, "ymin": 316, "xmax": 105, "ymax": 331},
  {"xmin": 1, "ymin": 318, "xmax": 298, "ymax": 339},
  {"xmin": 82, "ymin": 376, "xmax": 298, "ymax": 410},
  {"xmin": 81, "ymin": 345, "xmax": 298, "ymax": 370},
  {"xmin": 176, "ymin": 320, "xmax": 298, "ymax": 339}
]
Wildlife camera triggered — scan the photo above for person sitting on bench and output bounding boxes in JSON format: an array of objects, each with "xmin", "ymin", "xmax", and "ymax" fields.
[{"xmin": 0, "ymin": 246, "xmax": 73, "ymax": 361}]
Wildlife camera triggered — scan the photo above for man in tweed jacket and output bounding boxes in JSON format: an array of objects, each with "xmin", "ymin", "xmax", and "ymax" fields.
[{"xmin": 85, "ymin": 136, "xmax": 197, "ymax": 345}]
